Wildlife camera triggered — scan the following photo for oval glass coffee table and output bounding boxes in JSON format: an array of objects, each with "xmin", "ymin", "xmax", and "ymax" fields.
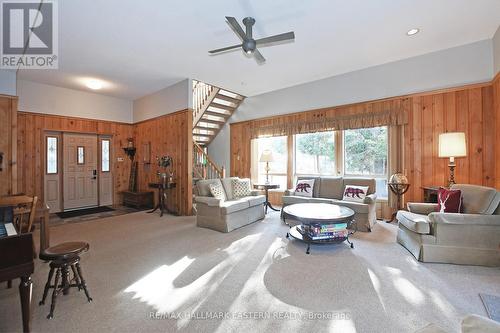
[{"xmin": 283, "ymin": 203, "xmax": 356, "ymax": 254}]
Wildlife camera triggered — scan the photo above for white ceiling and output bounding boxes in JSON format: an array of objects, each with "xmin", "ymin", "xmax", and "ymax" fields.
[{"xmin": 17, "ymin": 0, "xmax": 500, "ymax": 100}]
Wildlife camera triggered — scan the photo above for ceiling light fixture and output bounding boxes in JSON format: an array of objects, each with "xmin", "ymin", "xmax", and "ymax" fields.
[
  {"xmin": 406, "ymin": 28, "xmax": 420, "ymax": 36},
  {"xmin": 86, "ymin": 79, "xmax": 104, "ymax": 90}
]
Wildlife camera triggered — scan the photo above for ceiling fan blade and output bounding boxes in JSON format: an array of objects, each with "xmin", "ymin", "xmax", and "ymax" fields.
[
  {"xmin": 255, "ymin": 31, "xmax": 295, "ymax": 46},
  {"xmin": 253, "ymin": 49, "xmax": 265, "ymax": 64},
  {"xmin": 225, "ymin": 16, "xmax": 246, "ymax": 41},
  {"xmin": 208, "ymin": 44, "xmax": 242, "ymax": 54}
]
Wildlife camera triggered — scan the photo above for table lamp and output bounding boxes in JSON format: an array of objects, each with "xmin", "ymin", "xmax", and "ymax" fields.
[
  {"xmin": 259, "ymin": 150, "xmax": 274, "ymax": 184},
  {"xmin": 438, "ymin": 132, "xmax": 467, "ymax": 187}
]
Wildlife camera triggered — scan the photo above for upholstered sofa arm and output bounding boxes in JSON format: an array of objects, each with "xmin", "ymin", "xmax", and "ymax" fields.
[
  {"xmin": 194, "ymin": 196, "xmax": 222, "ymax": 207},
  {"xmin": 428, "ymin": 212, "xmax": 500, "ymax": 226},
  {"xmin": 407, "ymin": 202, "xmax": 438, "ymax": 215},
  {"xmin": 250, "ymin": 190, "xmax": 261, "ymax": 196},
  {"xmin": 284, "ymin": 189, "xmax": 295, "ymax": 196},
  {"xmin": 363, "ymin": 194, "xmax": 377, "ymax": 204}
]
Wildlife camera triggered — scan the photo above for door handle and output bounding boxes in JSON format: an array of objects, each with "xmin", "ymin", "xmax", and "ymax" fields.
[{"xmin": 92, "ymin": 169, "xmax": 97, "ymax": 180}]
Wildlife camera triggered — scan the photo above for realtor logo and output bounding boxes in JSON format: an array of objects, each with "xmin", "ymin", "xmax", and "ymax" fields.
[{"xmin": 1, "ymin": 0, "xmax": 58, "ymax": 69}]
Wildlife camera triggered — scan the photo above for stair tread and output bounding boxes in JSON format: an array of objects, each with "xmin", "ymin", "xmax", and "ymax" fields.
[
  {"xmin": 210, "ymin": 102, "xmax": 235, "ymax": 111},
  {"xmin": 197, "ymin": 118, "xmax": 225, "ymax": 124},
  {"xmin": 215, "ymin": 94, "xmax": 242, "ymax": 104},
  {"xmin": 192, "ymin": 133, "xmax": 214, "ymax": 137},
  {"xmin": 204, "ymin": 110, "xmax": 230, "ymax": 118}
]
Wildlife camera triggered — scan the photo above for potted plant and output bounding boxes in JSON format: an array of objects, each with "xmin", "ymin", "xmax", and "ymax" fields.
[{"xmin": 156, "ymin": 155, "xmax": 173, "ymax": 183}]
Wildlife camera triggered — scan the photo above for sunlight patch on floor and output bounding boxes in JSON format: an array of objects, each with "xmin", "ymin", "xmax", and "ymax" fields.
[
  {"xmin": 123, "ymin": 234, "xmax": 262, "ymax": 329},
  {"xmin": 367, "ymin": 268, "xmax": 386, "ymax": 312}
]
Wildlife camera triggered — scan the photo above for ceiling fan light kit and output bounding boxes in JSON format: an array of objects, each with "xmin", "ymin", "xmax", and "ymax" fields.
[{"xmin": 209, "ymin": 16, "xmax": 295, "ymax": 63}]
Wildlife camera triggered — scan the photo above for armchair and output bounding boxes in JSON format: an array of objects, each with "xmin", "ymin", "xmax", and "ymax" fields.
[{"xmin": 396, "ymin": 184, "xmax": 500, "ymax": 266}]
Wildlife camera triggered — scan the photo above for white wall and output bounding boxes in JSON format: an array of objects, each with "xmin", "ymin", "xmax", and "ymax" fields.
[
  {"xmin": 17, "ymin": 80, "xmax": 133, "ymax": 123},
  {"xmin": 0, "ymin": 69, "xmax": 17, "ymax": 96},
  {"xmin": 209, "ymin": 39, "xmax": 495, "ymax": 172},
  {"xmin": 133, "ymin": 79, "xmax": 190, "ymax": 122},
  {"xmin": 493, "ymin": 25, "xmax": 500, "ymax": 76}
]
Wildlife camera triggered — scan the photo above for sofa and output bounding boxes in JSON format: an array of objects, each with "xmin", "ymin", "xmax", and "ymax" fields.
[
  {"xmin": 396, "ymin": 184, "xmax": 500, "ymax": 266},
  {"xmin": 281, "ymin": 176, "xmax": 377, "ymax": 232},
  {"xmin": 195, "ymin": 177, "xmax": 266, "ymax": 233}
]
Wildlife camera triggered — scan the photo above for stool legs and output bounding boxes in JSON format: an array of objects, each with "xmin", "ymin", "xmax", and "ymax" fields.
[
  {"xmin": 71, "ymin": 265, "xmax": 81, "ymax": 290},
  {"xmin": 76, "ymin": 263, "xmax": 92, "ymax": 302},
  {"xmin": 47, "ymin": 269, "xmax": 61, "ymax": 319},
  {"xmin": 39, "ymin": 266, "xmax": 54, "ymax": 305},
  {"xmin": 39, "ymin": 258, "xmax": 92, "ymax": 319}
]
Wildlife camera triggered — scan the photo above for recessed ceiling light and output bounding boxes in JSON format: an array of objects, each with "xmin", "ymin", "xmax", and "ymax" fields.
[
  {"xmin": 86, "ymin": 79, "xmax": 103, "ymax": 90},
  {"xmin": 406, "ymin": 28, "xmax": 420, "ymax": 36}
]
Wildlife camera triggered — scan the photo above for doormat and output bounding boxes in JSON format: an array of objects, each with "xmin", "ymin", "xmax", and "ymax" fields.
[
  {"xmin": 56, "ymin": 206, "xmax": 115, "ymax": 219},
  {"xmin": 480, "ymin": 293, "xmax": 500, "ymax": 322}
]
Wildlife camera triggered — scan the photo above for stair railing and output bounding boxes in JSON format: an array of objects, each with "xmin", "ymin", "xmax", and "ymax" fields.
[
  {"xmin": 192, "ymin": 80, "xmax": 220, "ymax": 127},
  {"xmin": 193, "ymin": 142, "xmax": 226, "ymax": 179}
]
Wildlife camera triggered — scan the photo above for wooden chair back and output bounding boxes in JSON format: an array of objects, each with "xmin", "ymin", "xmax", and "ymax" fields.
[{"xmin": 0, "ymin": 195, "xmax": 38, "ymax": 234}]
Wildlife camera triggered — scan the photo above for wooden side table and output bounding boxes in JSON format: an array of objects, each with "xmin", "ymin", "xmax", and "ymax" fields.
[
  {"xmin": 148, "ymin": 182, "xmax": 177, "ymax": 216},
  {"xmin": 253, "ymin": 183, "xmax": 280, "ymax": 214}
]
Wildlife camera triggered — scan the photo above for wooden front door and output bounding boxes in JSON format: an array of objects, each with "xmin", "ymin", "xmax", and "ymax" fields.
[{"xmin": 63, "ymin": 133, "xmax": 98, "ymax": 210}]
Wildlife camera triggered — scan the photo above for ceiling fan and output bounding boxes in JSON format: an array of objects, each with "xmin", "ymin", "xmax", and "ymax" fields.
[{"xmin": 209, "ymin": 16, "xmax": 295, "ymax": 64}]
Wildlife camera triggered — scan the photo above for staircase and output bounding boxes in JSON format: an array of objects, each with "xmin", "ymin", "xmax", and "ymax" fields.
[
  {"xmin": 191, "ymin": 80, "xmax": 243, "ymax": 213},
  {"xmin": 192, "ymin": 79, "xmax": 245, "ymax": 146}
]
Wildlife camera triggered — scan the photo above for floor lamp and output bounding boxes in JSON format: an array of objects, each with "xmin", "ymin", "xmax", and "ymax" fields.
[{"xmin": 438, "ymin": 132, "xmax": 467, "ymax": 187}]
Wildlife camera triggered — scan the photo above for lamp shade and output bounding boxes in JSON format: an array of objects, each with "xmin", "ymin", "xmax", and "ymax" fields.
[
  {"xmin": 259, "ymin": 150, "xmax": 274, "ymax": 162},
  {"xmin": 438, "ymin": 132, "xmax": 467, "ymax": 158}
]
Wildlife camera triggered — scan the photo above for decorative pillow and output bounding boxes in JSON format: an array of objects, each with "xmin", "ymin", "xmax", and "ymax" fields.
[
  {"xmin": 294, "ymin": 179, "xmax": 315, "ymax": 198},
  {"xmin": 436, "ymin": 187, "xmax": 462, "ymax": 213},
  {"xmin": 343, "ymin": 185, "xmax": 369, "ymax": 203},
  {"xmin": 232, "ymin": 179, "xmax": 251, "ymax": 198},
  {"xmin": 209, "ymin": 183, "xmax": 226, "ymax": 201}
]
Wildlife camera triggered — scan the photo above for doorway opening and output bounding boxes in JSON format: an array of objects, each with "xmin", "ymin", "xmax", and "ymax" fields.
[{"xmin": 44, "ymin": 132, "xmax": 113, "ymax": 213}]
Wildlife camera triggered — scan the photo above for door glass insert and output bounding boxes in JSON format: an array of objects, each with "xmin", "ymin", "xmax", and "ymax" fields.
[
  {"xmin": 101, "ymin": 139, "xmax": 110, "ymax": 172},
  {"xmin": 77, "ymin": 146, "xmax": 85, "ymax": 164},
  {"xmin": 47, "ymin": 136, "xmax": 58, "ymax": 174}
]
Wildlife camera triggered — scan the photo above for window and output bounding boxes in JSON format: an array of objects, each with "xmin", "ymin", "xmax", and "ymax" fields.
[
  {"xmin": 252, "ymin": 136, "xmax": 287, "ymax": 188},
  {"xmin": 295, "ymin": 131, "xmax": 335, "ymax": 175},
  {"xmin": 77, "ymin": 146, "xmax": 85, "ymax": 165},
  {"xmin": 250, "ymin": 126, "xmax": 389, "ymax": 201},
  {"xmin": 101, "ymin": 139, "xmax": 110, "ymax": 172},
  {"xmin": 46, "ymin": 136, "xmax": 58, "ymax": 174},
  {"xmin": 343, "ymin": 126, "xmax": 388, "ymax": 198}
]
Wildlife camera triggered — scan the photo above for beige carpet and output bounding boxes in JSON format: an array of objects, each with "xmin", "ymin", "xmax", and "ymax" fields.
[{"xmin": 1, "ymin": 211, "xmax": 498, "ymax": 333}]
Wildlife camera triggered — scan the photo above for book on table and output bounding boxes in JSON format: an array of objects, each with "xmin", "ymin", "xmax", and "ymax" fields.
[{"xmin": 298, "ymin": 223, "xmax": 348, "ymax": 240}]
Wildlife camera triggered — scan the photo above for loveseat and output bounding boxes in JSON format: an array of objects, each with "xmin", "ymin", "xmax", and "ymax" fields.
[
  {"xmin": 281, "ymin": 176, "xmax": 377, "ymax": 232},
  {"xmin": 396, "ymin": 184, "xmax": 500, "ymax": 266},
  {"xmin": 195, "ymin": 177, "xmax": 266, "ymax": 233}
]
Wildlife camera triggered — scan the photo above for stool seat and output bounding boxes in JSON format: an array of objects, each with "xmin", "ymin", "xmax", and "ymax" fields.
[{"xmin": 40, "ymin": 241, "xmax": 89, "ymax": 261}]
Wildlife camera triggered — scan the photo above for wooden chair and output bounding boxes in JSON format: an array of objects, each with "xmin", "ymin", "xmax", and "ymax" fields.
[
  {"xmin": 0, "ymin": 195, "xmax": 38, "ymax": 289},
  {"xmin": 0, "ymin": 195, "xmax": 38, "ymax": 235}
]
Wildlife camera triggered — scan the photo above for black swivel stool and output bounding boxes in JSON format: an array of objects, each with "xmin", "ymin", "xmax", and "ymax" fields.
[{"xmin": 39, "ymin": 240, "xmax": 92, "ymax": 319}]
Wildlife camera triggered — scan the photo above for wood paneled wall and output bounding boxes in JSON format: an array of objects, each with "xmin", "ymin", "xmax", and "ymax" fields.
[
  {"xmin": 13, "ymin": 110, "xmax": 193, "ymax": 215},
  {"xmin": 404, "ymin": 85, "xmax": 495, "ymax": 202},
  {"xmin": 231, "ymin": 82, "xmax": 499, "ymax": 205},
  {"xmin": 0, "ymin": 95, "xmax": 17, "ymax": 196},
  {"xmin": 133, "ymin": 110, "xmax": 193, "ymax": 215},
  {"xmin": 16, "ymin": 112, "xmax": 134, "ymax": 205}
]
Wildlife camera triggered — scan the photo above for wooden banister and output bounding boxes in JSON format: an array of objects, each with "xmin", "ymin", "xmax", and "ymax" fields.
[
  {"xmin": 192, "ymin": 80, "xmax": 220, "ymax": 127},
  {"xmin": 193, "ymin": 142, "xmax": 225, "ymax": 179}
]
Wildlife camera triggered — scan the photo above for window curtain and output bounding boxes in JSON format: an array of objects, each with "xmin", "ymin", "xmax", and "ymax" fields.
[
  {"xmin": 249, "ymin": 99, "xmax": 408, "ymax": 139},
  {"xmin": 387, "ymin": 125, "xmax": 404, "ymax": 210}
]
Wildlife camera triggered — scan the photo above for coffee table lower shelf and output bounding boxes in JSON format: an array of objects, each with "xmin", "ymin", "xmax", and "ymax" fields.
[{"xmin": 286, "ymin": 225, "xmax": 353, "ymax": 254}]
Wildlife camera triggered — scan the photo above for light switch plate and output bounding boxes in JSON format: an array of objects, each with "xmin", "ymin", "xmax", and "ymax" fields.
[{"xmin": 117, "ymin": 157, "xmax": 124, "ymax": 162}]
